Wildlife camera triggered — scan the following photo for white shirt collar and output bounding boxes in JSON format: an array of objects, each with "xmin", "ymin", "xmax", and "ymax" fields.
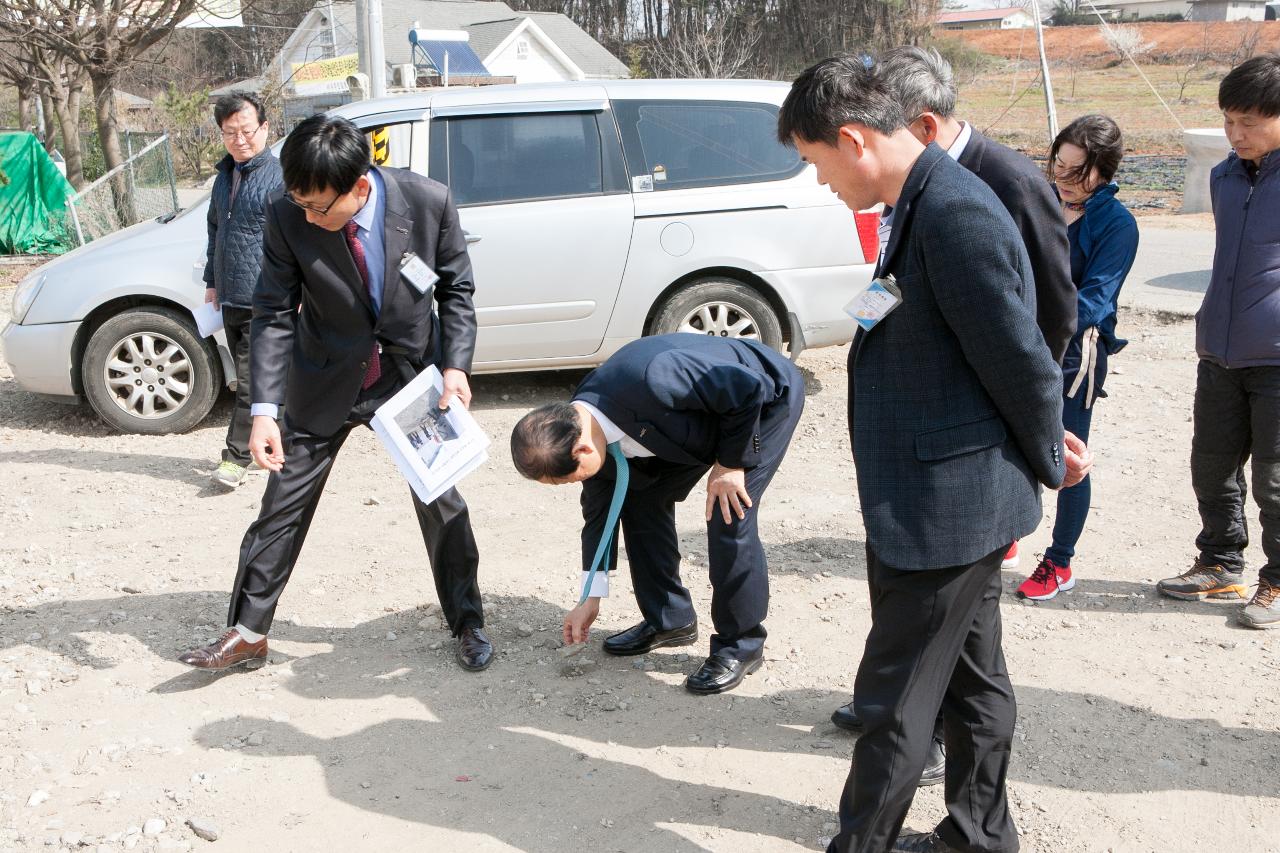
[
  {"xmin": 351, "ymin": 169, "xmax": 381, "ymax": 234},
  {"xmin": 946, "ymin": 121, "xmax": 972, "ymax": 162},
  {"xmin": 572, "ymin": 401, "xmax": 654, "ymax": 458}
]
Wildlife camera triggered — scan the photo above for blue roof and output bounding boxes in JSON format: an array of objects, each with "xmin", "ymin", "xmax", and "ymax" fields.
[{"xmin": 415, "ymin": 40, "xmax": 491, "ymax": 76}]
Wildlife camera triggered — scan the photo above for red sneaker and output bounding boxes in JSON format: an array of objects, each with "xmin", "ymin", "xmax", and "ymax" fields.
[
  {"xmin": 1001, "ymin": 541, "xmax": 1020, "ymax": 569},
  {"xmin": 1016, "ymin": 557, "xmax": 1074, "ymax": 601}
]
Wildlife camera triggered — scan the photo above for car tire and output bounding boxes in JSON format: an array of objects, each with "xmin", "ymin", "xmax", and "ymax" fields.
[
  {"xmin": 650, "ymin": 279, "xmax": 784, "ymax": 352},
  {"xmin": 82, "ymin": 307, "xmax": 221, "ymax": 435}
]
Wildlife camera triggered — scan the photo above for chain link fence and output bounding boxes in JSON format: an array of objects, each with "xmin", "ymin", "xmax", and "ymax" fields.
[{"xmin": 57, "ymin": 133, "xmax": 180, "ymax": 249}]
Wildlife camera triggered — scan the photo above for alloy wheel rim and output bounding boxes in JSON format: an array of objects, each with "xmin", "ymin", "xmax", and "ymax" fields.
[
  {"xmin": 102, "ymin": 331, "xmax": 193, "ymax": 419},
  {"xmin": 677, "ymin": 301, "xmax": 760, "ymax": 340}
]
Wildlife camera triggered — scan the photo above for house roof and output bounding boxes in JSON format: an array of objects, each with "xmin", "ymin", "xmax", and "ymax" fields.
[
  {"xmin": 936, "ymin": 7, "xmax": 1030, "ymax": 22},
  {"xmin": 115, "ymin": 90, "xmax": 154, "ymax": 109},
  {"xmin": 519, "ymin": 11, "xmax": 628, "ymax": 77},
  {"xmin": 209, "ymin": 76, "xmax": 267, "ymax": 97},
  {"xmin": 464, "ymin": 17, "xmax": 522, "ymax": 60},
  {"xmin": 323, "ymin": 1, "xmax": 627, "ymax": 77}
]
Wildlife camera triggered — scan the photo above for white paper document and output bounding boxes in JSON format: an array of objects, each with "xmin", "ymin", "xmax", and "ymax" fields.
[
  {"xmin": 371, "ymin": 365, "xmax": 490, "ymax": 505},
  {"xmin": 192, "ymin": 301, "xmax": 224, "ymax": 338}
]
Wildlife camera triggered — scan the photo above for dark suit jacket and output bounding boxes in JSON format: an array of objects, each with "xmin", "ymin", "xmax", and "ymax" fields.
[
  {"xmin": 851, "ymin": 144, "xmax": 1066, "ymax": 571},
  {"xmin": 252, "ymin": 166, "xmax": 477, "ymax": 436},
  {"xmin": 957, "ymin": 130, "xmax": 1077, "ymax": 364},
  {"xmin": 573, "ymin": 334, "xmax": 801, "ymax": 470}
]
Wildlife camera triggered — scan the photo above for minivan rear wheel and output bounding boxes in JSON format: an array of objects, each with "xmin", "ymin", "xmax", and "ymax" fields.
[
  {"xmin": 651, "ymin": 279, "xmax": 784, "ymax": 352},
  {"xmin": 82, "ymin": 307, "xmax": 220, "ymax": 434}
]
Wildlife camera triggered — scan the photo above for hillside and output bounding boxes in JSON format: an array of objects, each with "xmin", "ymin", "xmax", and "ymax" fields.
[{"xmin": 949, "ymin": 19, "xmax": 1280, "ymax": 64}]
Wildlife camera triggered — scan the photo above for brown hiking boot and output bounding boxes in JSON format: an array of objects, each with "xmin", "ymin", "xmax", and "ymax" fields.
[
  {"xmin": 1155, "ymin": 559, "xmax": 1247, "ymax": 601},
  {"xmin": 1239, "ymin": 578, "xmax": 1280, "ymax": 629}
]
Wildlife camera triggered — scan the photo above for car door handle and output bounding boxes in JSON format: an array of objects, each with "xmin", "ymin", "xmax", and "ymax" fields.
[{"xmin": 464, "ymin": 232, "xmax": 482, "ymax": 244}]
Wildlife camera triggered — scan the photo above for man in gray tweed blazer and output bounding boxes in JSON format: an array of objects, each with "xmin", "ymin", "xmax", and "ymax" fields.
[{"xmin": 780, "ymin": 58, "xmax": 1081, "ymax": 853}]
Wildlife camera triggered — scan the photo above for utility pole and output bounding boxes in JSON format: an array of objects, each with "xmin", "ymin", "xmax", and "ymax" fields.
[
  {"xmin": 368, "ymin": 0, "xmax": 387, "ymax": 98},
  {"xmin": 355, "ymin": 0, "xmax": 368, "ymax": 77},
  {"xmin": 1029, "ymin": 0, "xmax": 1059, "ymax": 144}
]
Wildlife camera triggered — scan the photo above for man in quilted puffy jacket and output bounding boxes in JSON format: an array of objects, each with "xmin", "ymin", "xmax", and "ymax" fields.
[{"xmin": 203, "ymin": 91, "xmax": 283, "ymax": 489}]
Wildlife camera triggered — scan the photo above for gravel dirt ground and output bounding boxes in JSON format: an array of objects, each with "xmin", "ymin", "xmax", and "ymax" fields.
[{"xmin": 1, "ymin": 264, "xmax": 1278, "ymax": 852}]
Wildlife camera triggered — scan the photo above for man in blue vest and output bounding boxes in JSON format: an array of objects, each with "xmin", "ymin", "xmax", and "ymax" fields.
[{"xmin": 203, "ymin": 91, "xmax": 283, "ymax": 489}]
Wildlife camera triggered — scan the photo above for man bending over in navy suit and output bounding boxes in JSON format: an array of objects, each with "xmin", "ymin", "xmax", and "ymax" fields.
[{"xmin": 510, "ymin": 334, "xmax": 804, "ymax": 695}]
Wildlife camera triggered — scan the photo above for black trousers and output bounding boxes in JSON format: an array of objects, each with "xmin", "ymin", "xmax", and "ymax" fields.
[
  {"xmin": 1191, "ymin": 359, "xmax": 1280, "ymax": 584},
  {"xmin": 830, "ymin": 545, "xmax": 1018, "ymax": 853},
  {"xmin": 226, "ymin": 366, "xmax": 484, "ymax": 636},
  {"xmin": 220, "ymin": 306, "xmax": 254, "ymax": 467},
  {"xmin": 585, "ymin": 386, "xmax": 804, "ymax": 661}
]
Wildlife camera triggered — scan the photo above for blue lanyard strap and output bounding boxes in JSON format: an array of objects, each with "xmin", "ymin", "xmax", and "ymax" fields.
[{"xmin": 578, "ymin": 441, "xmax": 628, "ymax": 605}]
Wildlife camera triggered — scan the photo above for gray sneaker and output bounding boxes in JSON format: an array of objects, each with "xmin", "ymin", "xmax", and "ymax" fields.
[
  {"xmin": 210, "ymin": 461, "xmax": 248, "ymax": 489},
  {"xmin": 1155, "ymin": 559, "xmax": 1247, "ymax": 601},
  {"xmin": 1239, "ymin": 579, "xmax": 1280, "ymax": 629}
]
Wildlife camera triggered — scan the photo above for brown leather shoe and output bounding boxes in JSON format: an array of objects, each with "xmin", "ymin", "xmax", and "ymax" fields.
[
  {"xmin": 455, "ymin": 625, "xmax": 493, "ymax": 671},
  {"xmin": 178, "ymin": 628, "xmax": 268, "ymax": 671}
]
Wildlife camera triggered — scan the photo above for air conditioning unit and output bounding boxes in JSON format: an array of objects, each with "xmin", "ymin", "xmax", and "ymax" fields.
[
  {"xmin": 394, "ymin": 64, "xmax": 416, "ymax": 88},
  {"xmin": 346, "ymin": 72, "xmax": 370, "ymax": 100}
]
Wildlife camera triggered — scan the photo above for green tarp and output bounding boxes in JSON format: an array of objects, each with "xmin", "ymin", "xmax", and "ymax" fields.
[{"xmin": 0, "ymin": 132, "xmax": 75, "ymax": 254}]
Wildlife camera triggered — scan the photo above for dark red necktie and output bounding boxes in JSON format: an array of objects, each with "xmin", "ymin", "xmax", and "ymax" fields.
[{"xmin": 343, "ymin": 220, "xmax": 381, "ymax": 389}]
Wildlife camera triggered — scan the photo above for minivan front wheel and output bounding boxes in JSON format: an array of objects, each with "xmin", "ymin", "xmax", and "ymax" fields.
[
  {"xmin": 82, "ymin": 307, "xmax": 220, "ymax": 434},
  {"xmin": 651, "ymin": 279, "xmax": 784, "ymax": 352}
]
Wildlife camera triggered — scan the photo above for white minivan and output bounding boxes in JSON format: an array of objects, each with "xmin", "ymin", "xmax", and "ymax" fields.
[{"xmin": 3, "ymin": 79, "xmax": 877, "ymax": 434}]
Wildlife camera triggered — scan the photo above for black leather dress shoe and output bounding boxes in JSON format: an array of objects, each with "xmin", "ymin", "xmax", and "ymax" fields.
[
  {"xmin": 920, "ymin": 737, "xmax": 946, "ymax": 786},
  {"xmin": 890, "ymin": 831, "xmax": 959, "ymax": 852},
  {"xmin": 685, "ymin": 652, "xmax": 762, "ymax": 695},
  {"xmin": 832, "ymin": 702, "xmax": 946, "ymax": 789},
  {"xmin": 830, "ymin": 700, "xmax": 862, "ymax": 731},
  {"xmin": 455, "ymin": 626, "xmax": 493, "ymax": 671},
  {"xmin": 602, "ymin": 620, "xmax": 697, "ymax": 656}
]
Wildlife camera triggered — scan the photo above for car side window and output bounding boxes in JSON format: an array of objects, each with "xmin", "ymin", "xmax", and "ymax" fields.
[
  {"xmin": 428, "ymin": 112, "xmax": 605, "ymax": 206},
  {"xmin": 612, "ymin": 99, "xmax": 803, "ymax": 190},
  {"xmin": 362, "ymin": 122, "xmax": 419, "ymax": 171}
]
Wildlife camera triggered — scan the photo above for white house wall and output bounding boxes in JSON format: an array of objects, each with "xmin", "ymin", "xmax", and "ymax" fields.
[
  {"xmin": 485, "ymin": 34, "xmax": 579, "ymax": 83},
  {"xmin": 1098, "ymin": 0, "xmax": 1190, "ymax": 17}
]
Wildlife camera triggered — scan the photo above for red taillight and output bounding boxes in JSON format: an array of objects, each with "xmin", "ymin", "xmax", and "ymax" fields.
[{"xmin": 854, "ymin": 211, "xmax": 879, "ymax": 265}]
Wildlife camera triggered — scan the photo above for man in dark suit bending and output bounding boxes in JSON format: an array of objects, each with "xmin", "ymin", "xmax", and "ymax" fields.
[
  {"xmin": 779, "ymin": 58, "xmax": 1081, "ymax": 853},
  {"xmin": 510, "ymin": 334, "xmax": 804, "ymax": 695},
  {"xmin": 179, "ymin": 115, "xmax": 493, "ymax": 673}
]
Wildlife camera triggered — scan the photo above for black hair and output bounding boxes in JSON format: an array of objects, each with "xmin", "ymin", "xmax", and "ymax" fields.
[
  {"xmin": 510, "ymin": 402, "xmax": 582, "ymax": 481},
  {"xmin": 778, "ymin": 55, "xmax": 907, "ymax": 146},
  {"xmin": 1219, "ymin": 53, "xmax": 1280, "ymax": 118},
  {"xmin": 213, "ymin": 91, "xmax": 266, "ymax": 128},
  {"xmin": 279, "ymin": 114, "xmax": 370, "ymax": 196},
  {"xmin": 1048, "ymin": 113, "xmax": 1124, "ymax": 186}
]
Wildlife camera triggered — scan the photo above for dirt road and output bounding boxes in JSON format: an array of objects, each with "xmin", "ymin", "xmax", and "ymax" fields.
[{"xmin": 1, "ymin": 277, "xmax": 1277, "ymax": 852}]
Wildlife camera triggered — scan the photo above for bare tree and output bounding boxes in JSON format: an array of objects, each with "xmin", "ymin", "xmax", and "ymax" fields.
[
  {"xmin": 0, "ymin": 42, "xmax": 36, "ymax": 132},
  {"xmin": 1227, "ymin": 20, "xmax": 1261, "ymax": 67},
  {"xmin": 0, "ymin": 41, "xmax": 87, "ymax": 187},
  {"xmin": 0, "ymin": 0, "xmax": 202, "ymax": 218},
  {"xmin": 648, "ymin": 13, "xmax": 763, "ymax": 78},
  {"xmin": 1100, "ymin": 23, "xmax": 1154, "ymax": 63}
]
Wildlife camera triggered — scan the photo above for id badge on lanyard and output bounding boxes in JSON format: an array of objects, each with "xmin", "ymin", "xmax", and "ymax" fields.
[{"xmin": 843, "ymin": 274, "xmax": 903, "ymax": 331}]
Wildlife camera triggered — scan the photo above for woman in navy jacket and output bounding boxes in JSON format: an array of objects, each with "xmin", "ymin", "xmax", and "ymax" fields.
[{"xmin": 1018, "ymin": 114, "xmax": 1140, "ymax": 601}]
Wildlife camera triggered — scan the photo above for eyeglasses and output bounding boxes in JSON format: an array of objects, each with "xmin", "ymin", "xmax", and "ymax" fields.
[
  {"xmin": 221, "ymin": 125, "xmax": 263, "ymax": 142},
  {"xmin": 284, "ymin": 189, "xmax": 343, "ymax": 215}
]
